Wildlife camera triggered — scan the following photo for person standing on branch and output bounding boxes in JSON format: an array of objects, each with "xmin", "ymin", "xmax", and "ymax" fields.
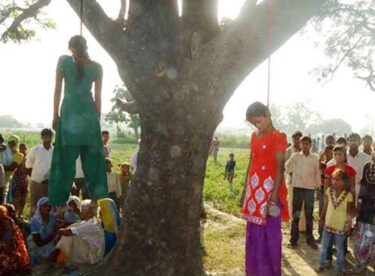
[
  {"xmin": 240, "ymin": 102, "xmax": 289, "ymax": 276},
  {"xmin": 49, "ymin": 35, "xmax": 108, "ymax": 206}
]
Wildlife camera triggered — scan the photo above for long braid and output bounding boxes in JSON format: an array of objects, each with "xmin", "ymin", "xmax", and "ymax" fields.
[{"xmin": 69, "ymin": 35, "xmax": 89, "ymax": 80}]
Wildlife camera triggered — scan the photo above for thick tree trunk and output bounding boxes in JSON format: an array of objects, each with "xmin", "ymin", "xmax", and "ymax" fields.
[{"xmin": 96, "ymin": 85, "xmax": 220, "ymax": 275}]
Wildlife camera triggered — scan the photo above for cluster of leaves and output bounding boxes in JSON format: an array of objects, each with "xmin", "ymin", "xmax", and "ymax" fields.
[
  {"xmin": 312, "ymin": 0, "xmax": 375, "ymax": 90},
  {"xmin": 105, "ymin": 85, "xmax": 141, "ymax": 139},
  {"xmin": 0, "ymin": 0, "xmax": 54, "ymax": 43}
]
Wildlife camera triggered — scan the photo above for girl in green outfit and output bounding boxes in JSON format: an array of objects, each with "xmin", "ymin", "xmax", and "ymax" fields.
[{"xmin": 49, "ymin": 35, "xmax": 108, "ymax": 206}]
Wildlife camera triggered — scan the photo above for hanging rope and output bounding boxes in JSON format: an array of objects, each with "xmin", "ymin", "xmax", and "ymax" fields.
[
  {"xmin": 267, "ymin": 0, "xmax": 273, "ymax": 107},
  {"xmin": 80, "ymin": 0, "xmax": 84, "ymax": 36}
]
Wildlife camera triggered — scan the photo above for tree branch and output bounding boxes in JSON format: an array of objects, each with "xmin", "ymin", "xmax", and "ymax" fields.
[
  {"xmin": 117, "ymin": 0, "xmax": 126, "ymax": 23},
  {"xmin": 65, "ymin": 0, "xmax": 126, "ymax": 63},
  {"xmin": 1, "ymin": 0, "xmax": 51, "ymax": 42},
  {"xmin": 190, "ymin": 0, "xmax": 323, "ymax": 107},
  {"xmin": 182, "ymin": 0, "xmax": 220, "ymax": 58}
]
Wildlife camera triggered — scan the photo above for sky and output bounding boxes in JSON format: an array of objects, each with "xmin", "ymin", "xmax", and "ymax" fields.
[{"xmin": 0, "ymin": 0, "xmax": 374, "ymax": 135}]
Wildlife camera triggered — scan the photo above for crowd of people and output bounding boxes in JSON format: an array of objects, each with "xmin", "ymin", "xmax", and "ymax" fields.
[
  {"xmin": 0, "ymin": 129, "xmax": 135, "ymax": 274},
  {"xmin": 240, "ymin": 101, "xmax": 375, "ymax": 276}
]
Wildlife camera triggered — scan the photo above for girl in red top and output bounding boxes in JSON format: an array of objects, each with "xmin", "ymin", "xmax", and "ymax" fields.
[
  {"xmin": 240, "ymin": 102, "xmax": 289, "ymax": 276},
  {"xmin": 324, "ymin": 146, "xmax": 356, "ymax": 195}
]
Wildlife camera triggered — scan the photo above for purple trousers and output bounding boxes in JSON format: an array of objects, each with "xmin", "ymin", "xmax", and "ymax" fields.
[{"xmin": 245, "ymin": 214, "xmax": 282, "ymax": 276}]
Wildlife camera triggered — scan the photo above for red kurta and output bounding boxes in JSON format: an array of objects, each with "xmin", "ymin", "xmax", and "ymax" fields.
[{"xmin": 242, "ymin": 130, "xmax": 289, "ymax": 225}]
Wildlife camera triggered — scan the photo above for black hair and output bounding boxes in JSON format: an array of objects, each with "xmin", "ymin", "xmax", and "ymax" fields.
[
  {"xmin": 0, "ymin": 134, "xmax": 3, "ymax": 144},
  {"xmin": 325, "ymin": 135, "xmax": 335, "ymax": 143},
  {"xmin": 348, "ymin": 133, "xmax": 361, "ymax": 141},
  {"xmin": 19, "ymin": 143, "xmax": 26, "ymax": 148},
  {"xmin": 336, "ymin": 137, "xmax": 347, "ymax": 145},
  {"xmin": 102, "ymin": 131, "xmax": 109, "ymax": 136},
  {"xmin": 333, "ymin": 145, "xmax": 346, "ymax": 154},
  {"xmin": 292, "ymin": 131, "xmax": 303, "ymax": 139},
  {"xmin": 300, "ymin": 136, "xmax": 312, "ymax": 144},
  {"xmin": 332, "ymin": 168, "xmax": 350, "ymax": 192},
  {"xmin": 325, "ymin": 145, "xmax": 334, "ymax": 151},
  {"xmin": 246, "ymin": 102, "xmax": 268, "ymax": 120},
  {"xmin": 362, "ymin": 134, "xmax": 373, "ymax": 143},
  {"xmin": 69, "ymin": 35, "xmax": 89, "ymax": 80},
  {"xmin": 229, "ymin": 153, "xmax": 234, "ymax": 157},
  {"xmin": 41, "ymin": 128, "xmax": 53, "ymax": 137}
]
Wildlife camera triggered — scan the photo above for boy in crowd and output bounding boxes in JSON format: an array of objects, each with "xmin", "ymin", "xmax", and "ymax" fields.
[
  {"xmin": 102, "ymin": 131, "xmax": 111, "ymax": 158},
  {"xmin": 0, "ymin": 134, "xmax": 13, "ymax": 166},
  {"xmin": 286, "ymin": 136, "xmax": 321, "ymax": 249},
  {"xmin": 224, "ymin": 153, "xmax": 236, "ymax": 184},
  {"xmin": 26, "ymin": 129, "xmax": 54, "ymax": 215},
  {"xmin": 106, "ymin": 158, "xmax": 121, "ymax": 209},
  {"xmin": 362, "ymin": 135, "xmax": 373, "ymax": 156}
]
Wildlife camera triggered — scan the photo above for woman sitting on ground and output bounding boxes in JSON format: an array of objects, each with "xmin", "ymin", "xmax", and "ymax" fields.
[
  {"xmin": 98, "ymin": 198, "xmax": 121, "ymax": 255},
  {"xmin": 0, "ymin": 205, "xmax": 31, "ymax": 275},
  {"xmin": 55, "ymin": 199, "xmax": 105, "ymax": 266},
  {"xmin": 27, "ymin": 197, "xmax": 63, "ymax": 265}
]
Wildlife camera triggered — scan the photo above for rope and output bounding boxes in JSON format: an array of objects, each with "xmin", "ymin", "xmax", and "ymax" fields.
[
  {"xmin": 80, "ymin": 0, "xmax": 84, "ymax": 36},
  {"xmin": 267, "ymin": 0, "xmax": 273, "ymax": 107}
]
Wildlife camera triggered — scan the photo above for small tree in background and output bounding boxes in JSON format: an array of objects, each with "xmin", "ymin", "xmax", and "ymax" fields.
[{"xmin": 105, "ymin": 85, "xmax": 140, "ymax": 139}]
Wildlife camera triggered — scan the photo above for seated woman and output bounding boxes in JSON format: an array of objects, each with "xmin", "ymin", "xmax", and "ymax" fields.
[
  {"xmin": 55, "ymin": 199, "xmax": 105, "ymax": 266},
  {"xmin": 0, "ymin": 205, "xmax": 31, "ymax": 275},
  {"xmin": 98, "ymin": 198, "xmax": 121, "ymax": 255},
  {"xmin": 27, "ymin": 197, "xmax": 62, "ymax": 265},
  {"xmin": 63, "ymin": 196, "xmax": 81, "ymax": 224}
]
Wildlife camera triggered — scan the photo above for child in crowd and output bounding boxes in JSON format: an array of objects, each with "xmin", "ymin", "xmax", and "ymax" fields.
[
  {"xmin": 318, "ymin": 145, "xmax": 334, "ymax": 241},
  {"xmin": 317, "ymin": 169, "xmax": 353, "ymax": 275},
  {"xmin": 55, "ymin": 199, "xmax": 104, "ymax": 266},
  {"xmin": 119, "ymin": 162, "xmax": 132, "ymax": 214},
  {"xmin": 225, "ymin": 153, "xmax": 236, "ymax": 184},
  {"xmin": 352, "ymin": 159, "xmax": 375, "ymax": 274},
  {"xmin": 106, "ymin": 159, "xmax": 121, "ymax": 209}
]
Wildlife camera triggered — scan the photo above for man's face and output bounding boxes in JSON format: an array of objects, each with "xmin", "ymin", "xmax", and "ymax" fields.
[
  {"xmin": 301, "ymin": 141, "xmax": 311, "ymax": 153},
  {"xmin": 102, "ymin": 134, "xmax": 109, "ymax": 144},
  {"xmin": 292, "ymin": 136, "xmax": 301, "ymax": 147},
  {"xmin": 326, "ymin": 137, "xmax": 335, "ymax": 146},
  {"xmin": 334, "ymin": 151, "xmax": 346, "ymax": 163},
  {"xmin": 363, "ymin": 138, "xmax": 372, "ymax": 148},
  {"xmin": 249, "ymin": 116, "xmax": 269, "ymax": 133},
  {"xmin": 348, "ymin": 137, "xmax": 360, "ymax": 150},
  {"xmin": 42, "ymin": 135, "xmax": 52, "ymax": 145}
]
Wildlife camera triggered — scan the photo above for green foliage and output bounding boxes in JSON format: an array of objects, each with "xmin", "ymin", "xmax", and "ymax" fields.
[
  {"xmin": 0, "ymin": 115, "xmax": 29, "ymax": 129},
  {"xmin": 0, "ymin": 0, "xmax": 55, "ymax": 43},
  {"xmin": 105, "ymin": 85, "xmax": 140, "ymax": 139},
  {"xmin": 312, "ymin": 0, "xmax": 375, "ymax": 91},
  {"xmin": 215, "ymin": 134, "xmax": 250, "ymax": 149}
]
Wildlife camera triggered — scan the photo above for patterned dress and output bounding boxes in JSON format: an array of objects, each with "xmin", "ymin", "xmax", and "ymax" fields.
[{"xmin": 241, "ymin": 130, "xmax": 289, "ymax": 276}]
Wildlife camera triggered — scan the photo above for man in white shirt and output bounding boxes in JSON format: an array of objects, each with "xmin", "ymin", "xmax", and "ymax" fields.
[
  {"xmin": 102, "ymin": 131, "xmax": 111, "ymax": 158},
  {"xmin": 106, "ymin": 158, "xmax": 121, "ymax": 208},
  {"xmin": 285, "ymin": 131, "xmax": 303, "ymax": 226},
  {"xmin": 285, "ymin": 136, "xmax": 321, "ymax": 249},
  {"xmin": 26, "ymin": 129, "xmax": 54, "ymax": 215},
  {"xmin": 130, "ymin": 139, "xmax": 141, "ymax": 173}
]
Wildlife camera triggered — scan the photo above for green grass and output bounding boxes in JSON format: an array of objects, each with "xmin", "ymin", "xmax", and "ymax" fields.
[
  {"xmin": 3, "ymin": 131, "xmax": 248, "ymax": 220},
  {"xmin": 204, "ymin": 148, "xmax": 249, "ymax": 216}
]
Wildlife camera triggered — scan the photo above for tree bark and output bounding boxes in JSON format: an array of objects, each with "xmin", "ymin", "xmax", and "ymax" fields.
[{"xmin": 63, "ymin": 0, "xmax": 324, "ymax": 275}]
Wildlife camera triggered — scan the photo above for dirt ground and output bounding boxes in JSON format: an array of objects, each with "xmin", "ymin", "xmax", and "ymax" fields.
[{"xmin": 203, "ymin": 204, "xmax": 375, "ymax": 276}]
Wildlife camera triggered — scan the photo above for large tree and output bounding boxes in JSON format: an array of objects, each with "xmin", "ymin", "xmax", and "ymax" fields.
[{"xmin": 1, "ymin": 0, "xmax": 323, "ymax": 274}]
